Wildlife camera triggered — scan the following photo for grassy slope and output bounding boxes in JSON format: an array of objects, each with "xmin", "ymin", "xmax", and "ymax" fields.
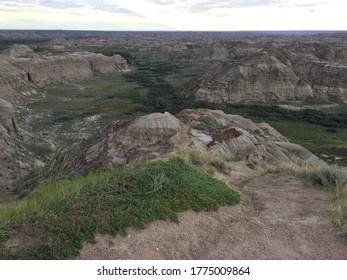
[{"xmin": 0, "ymin": 158, "xmax": 240, "ymax": 259}]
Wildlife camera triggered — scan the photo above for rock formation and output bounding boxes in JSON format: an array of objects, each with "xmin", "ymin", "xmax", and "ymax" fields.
[
  {"xmin": 187, "ymin": 45, "xmax": 347, "ymax": 103},
  {"xmin": 0, "ymin": 45, "xmax": 129, "ymax": 101},
  {"xmin": 0, "ymin": 44, "xmax": 131, "ymax": 192},
  {"xmin": 49, "ymin": 109, "xmax": 322, "ymax": 178}
]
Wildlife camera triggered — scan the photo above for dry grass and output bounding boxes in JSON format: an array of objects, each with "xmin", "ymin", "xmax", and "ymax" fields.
[{"xmin": 266, "ymin": 163, "xmax": 347, "ymax": 234}]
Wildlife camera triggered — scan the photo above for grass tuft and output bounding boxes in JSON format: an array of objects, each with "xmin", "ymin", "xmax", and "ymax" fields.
[{"xmin": 266, "ymin": 163, "xmax": 347, "ymax": 234}]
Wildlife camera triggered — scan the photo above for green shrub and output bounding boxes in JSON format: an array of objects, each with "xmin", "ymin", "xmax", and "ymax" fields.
[
  {"xmin": 209, "ymin": 159, "xmax": 230, "ymax": 174},
  {"xmin": 301, "ymin": 165, "xmax": 347, "ymax": 190},
  {"xmin": 187, "ymin": 150, "xmax": 209, "ymax": 166},
  {"xmin": 194, "ymin": 116, "xmax": 223, "ymax": 130}
]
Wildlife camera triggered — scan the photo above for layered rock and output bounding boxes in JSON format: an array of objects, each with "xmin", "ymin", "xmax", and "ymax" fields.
[
  {"xmin": 0, "ymin": 45, "xmax": 130, "ymax": 101},
  {"xmin": 291, "ymin": 53, "xmax": 347, "ymax": 102},
  {"xmin": 50, "ymin": 109, "xmax": 322, "ymax": 178},
  {"xmin": 4, "ymin": 44, "xmax": 37, "ymax": 58},
  {"xmin": 5, "ymin": 51, "xmax": 129, "ymax": 87},
  {"xmin": 47, "ymin": 38, "xmax": 73, "ymax": 51},
  {"xmin": 178, "ymin": 109, "xmax": 320, "ymax": 166},
  {"xmin": 0, "ymin": 60, "xmax": 29, "ymax": 103},
  {"xmin": 188, "ymin": 46, "xmax": 347, "ymax": 103}
]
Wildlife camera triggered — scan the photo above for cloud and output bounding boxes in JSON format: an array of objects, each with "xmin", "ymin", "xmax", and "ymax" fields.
[
  {"xmin": 0, "ymin": 0, "xmax": 137, "ymax": 15},
  {"xmin": 189, "ymin": 0, "xmax": 282, "ymax": 13},
  {"xmin": 39, "ymin": 0, "xmax": 84, "ymax": 9},
  {"xmin": 144, "ymin": 0, "xmax": 176, "ymax": 4},
  {"xmin": 295, "ymin": 1, "xmax": 331, "ymax": 8},
  {"xmin": 86, "ymin": 0, "xmax": 136, "ymax": 14}
]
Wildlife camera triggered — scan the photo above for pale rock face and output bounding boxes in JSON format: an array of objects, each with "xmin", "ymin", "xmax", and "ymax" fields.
[
  {"xmin": 48, "ymin": 38, "xmax": 73, "ymax": 50},
  {"xmin": 9, "ymin": 55, "xmax": 93, "ymax": 86},
  {"xmin": 212, "ymin": 44, "xmax": 229, "ymax": 60},
  {"xmin": 192, "ymin": 51, "xmax": 309, "ymax": 103},
  {"xmin": 0, "ymin": 60, "xmax": 28, "ymax": 89},
  {"xmin": 336, "ymin": 50, "xmax": 347, "ymax": 64},
  {"xmin": 0, "ymin": 45, "xmax": 130, "ymax": 100},
  {"xmin": 189, "ymin": 47, "xmax": 347, "ymax": 103},
  {"xmin": 0, "ymin": 98, "xmax": 17, "ymax": 133},
  {"xmin": 52, "ymin": 109, "xmax": 322, "ymax": 178},
  {"xmin": 7, "ymin": 44, "xmax": 36, "ymax": 58}
]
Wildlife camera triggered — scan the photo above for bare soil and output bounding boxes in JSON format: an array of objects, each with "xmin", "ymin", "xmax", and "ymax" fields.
[{"xmin": 79, "ymin": 173, "xmax": 347, "ymax": 259}]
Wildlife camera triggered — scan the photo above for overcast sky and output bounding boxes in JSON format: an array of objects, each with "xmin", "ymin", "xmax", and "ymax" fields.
[{"xmin": 0, "ymin": 0, "xmax": 346, "ymax": 31}]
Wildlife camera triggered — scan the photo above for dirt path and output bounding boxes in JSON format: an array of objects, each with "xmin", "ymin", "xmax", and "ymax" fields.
[{"xmin": 79, "ymin": 174, "xmax": 347, "ymax": 259}]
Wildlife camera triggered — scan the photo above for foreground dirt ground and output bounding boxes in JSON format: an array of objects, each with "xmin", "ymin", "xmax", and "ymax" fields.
[{"xmin": 79, "ymin": 173, "xmax": 347, "ymax": 259}]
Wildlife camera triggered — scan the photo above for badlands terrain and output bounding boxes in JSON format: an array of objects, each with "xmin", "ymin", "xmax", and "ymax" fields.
[{"xmin": 0, "ymin": 30, "xmax": 346, "ymax": 259}]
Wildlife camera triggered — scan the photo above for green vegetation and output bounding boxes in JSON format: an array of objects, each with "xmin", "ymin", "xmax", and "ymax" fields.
[
  {"xmin": 185, "ymin": 149, "xmax": 210, "ymax": 167},
  {"xmin": 17, "ymin": 74, "xmax": 146, "ymax": 146},
  {"xmin": 0, "ymin": 38, "xmax": 50, "ymax": 51},
  {"xmin": 0, "ymin": 158, "xmax": 239, "ymax": 259},
  {"xmin": 122, "ymin": 52, "xmax": 207, "ymax": 114},
  {"xmin": 17, "ymin": 52, "xmax": 207, "ymax": 148},
  {"xmin": 209, "ymin": 159, "xmax": 230, "ymax": 174},
  {"xmin": 179, "ymin": 149, "xmax": 232, "ymax": 174},
  {"xmin": 266, "ymin": 121, "xmax": 347, "ymax": 166},
  {"xmin": 193, "ymin": 115, "xmax": 223, "ymax": 130}
]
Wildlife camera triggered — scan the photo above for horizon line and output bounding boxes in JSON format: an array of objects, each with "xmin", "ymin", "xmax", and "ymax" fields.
[{"xmin": 1, "ymin": 29, "xmax": 347, "ymax": 32}]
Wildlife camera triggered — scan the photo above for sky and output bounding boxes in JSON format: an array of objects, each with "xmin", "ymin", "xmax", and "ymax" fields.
[{"xmin": 0, "ymin": 0, "xmax": 346, "ymax": 31}]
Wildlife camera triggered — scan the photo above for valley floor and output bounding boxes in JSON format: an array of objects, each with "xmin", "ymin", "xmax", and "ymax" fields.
[{"xmin": 79, "ymin": 173, "xmax": 347, "ymax": 259}]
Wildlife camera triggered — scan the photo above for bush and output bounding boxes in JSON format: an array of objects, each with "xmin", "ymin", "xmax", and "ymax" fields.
[
  {"xmin": 209, "ymin": 159, "xmax": 230, "ymax": 174},
  {"xmin": 301, "ymin": 165, "xmax": 347, "ymax": 190},
  {"xmin": 185, "ymin": 150, "xmax": 209, "ymax": 167}
]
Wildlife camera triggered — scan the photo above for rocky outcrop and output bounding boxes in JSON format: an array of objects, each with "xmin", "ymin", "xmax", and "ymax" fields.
[
  {"xmin": 178, "ymin": 109, "xmax": 320, "ymax": 166},
  {"xmin": 5, "ymin": 51, "xmax": 129, "ymax": 87},
  {"xmin": 49, "ymin": 109, "xmax": 322, "ymax": 178},
  {"xmin": 188, "ymin": 46, "xmax": 347, "ymax": 103},
  {"xmin": 4, "ymin": 44, "xmax": 37, "ymax": 58},
  {"xmin": 47, "ymin": 38, "xmax": 73, "ymax": 51},
  {"xmin": 0, "ymin": 45, "xmax": 130, "ymax": 101},
  {"xmin": 0, "ymin": 59, "xmax": 29, "ymax": 103},
  {"xmin": 0, "ymin": 98, "xmax": 17, "ymax": 133},
  {"xmin": 291, "ymin": 54, "xmax": 347, "ymax": 102}
]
